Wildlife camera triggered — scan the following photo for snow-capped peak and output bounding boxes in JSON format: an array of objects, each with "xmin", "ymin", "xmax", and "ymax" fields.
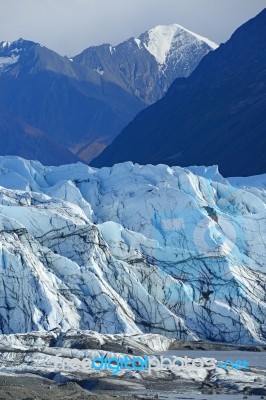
[
  {"xmin": 0, "ymin": 38, "xmax": 42, "ymax": 73},
  {"xmin": 140, "ymin": 24, "xmax": 218, "ymax": 65},
  {"xmin": 0, "ymin": 38, "xmax": 40, "ymax": 52},
  {"xmin": 0, "ymin": 41, "xmax": 11, "ymax": 48}
]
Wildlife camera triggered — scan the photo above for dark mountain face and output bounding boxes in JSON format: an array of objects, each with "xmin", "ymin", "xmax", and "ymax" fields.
[
  {"xmin": 0, "ymin": 111, "xmax": 80, "ymax": 166},
  {"xmin": 92, "ymin": 10, "xmax": 266, "ymax": 177},
  {"xmin": 0, "ymin": 39, "xmax": 145, "ymax": 163}
]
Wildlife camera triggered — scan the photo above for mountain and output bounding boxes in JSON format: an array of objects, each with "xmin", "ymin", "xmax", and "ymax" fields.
[
  {"xmin": 0, "ymin": 156, "xmax": 265, "ymax": 344},
  {"xmin": 0, "ymin": 39, "xmax": 145, "ymax": 162},
  {"xmin": 0, "ymin": 27, "xmax": 215, "ymax": 163},
  {"xmin": 92, "ymin": 10, "xmax": 266, "ymax": 177},
  {"xmin": 74, "ymin": 24, "xmax": 217, "ymax": 104},
  {"xmin": 0, "ymin": 111, "xmax": 80, "ymax": 165}
]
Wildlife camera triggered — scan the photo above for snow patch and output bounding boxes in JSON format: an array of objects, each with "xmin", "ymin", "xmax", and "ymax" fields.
[
  {"xmin": 134, "ymin": 38, "xmax": 142, "ymax": 49},
  {"xmin": 0, "ymin": 54, "xmax": 20, "ymax": 71},
  {"xmin": 1, "ymin": 41, "xmax": 11, "ymax": 48},
  {"xmin": 94, "ymin": 67, "xmax": 104, "ymax": 75},
  {"xmin": 109, "ymin": 45, "xmax": 115, "ymax": 54}
]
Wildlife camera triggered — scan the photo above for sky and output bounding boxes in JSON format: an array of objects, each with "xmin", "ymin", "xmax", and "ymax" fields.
[{"xmin": 0, "ymin": 0, "xmax": 265, "ymax": 56}]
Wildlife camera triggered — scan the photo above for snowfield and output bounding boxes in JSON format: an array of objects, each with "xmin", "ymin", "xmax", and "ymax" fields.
[
  {"xmin": 142, "ymin": 24, "xmax": 218, "ymax": 65},
  {"xmin": 0, "ymin": 156, "xmax": 265, "ymax": 344}
]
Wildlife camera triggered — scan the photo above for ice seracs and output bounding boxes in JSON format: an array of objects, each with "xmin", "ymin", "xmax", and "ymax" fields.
[{"xmin": 0, "ymin": 156, "xmax": 265, "ymax": 344}]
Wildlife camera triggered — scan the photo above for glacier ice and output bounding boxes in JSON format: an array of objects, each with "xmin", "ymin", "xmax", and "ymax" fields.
[{"xmin": 0, "ymin": 156, "xmax": 265, "ymax": 344}]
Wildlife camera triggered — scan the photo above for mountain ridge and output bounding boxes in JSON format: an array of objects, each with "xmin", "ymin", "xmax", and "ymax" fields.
[
  {"xmin": 0, "ymin": 38, "xmax": 145, "ymax": 161},
  {"xmin": 92, "ymin": 9, "xmax": 266, "ymax": 177},
  {"xmin": 74, "ymin": 23, "xmax": 217, "ymax": 104},
  {"xmin": 0, "ymin": 25, "xmax": 216, "ymax": 163}
]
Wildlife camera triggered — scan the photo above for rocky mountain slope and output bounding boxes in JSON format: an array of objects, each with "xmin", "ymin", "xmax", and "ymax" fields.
[
  {"xmin": 0, "ymin": 111, "xmax": 80, "ymax": 165},
  {"xmin": 74, "ymin": 24, "xmax": 217, "ymax": 104},
  {"xmin": 0, "ymin": 39, "xmax": 144, "ymax": 163},
  {"xmin": 0, "ymin": 156, "xmax": 265, "ymax": 344},
  {"xmin": 92, "ymin": 9, "xmax": 266, "ymax": 177},
  {"xmin": 0, "ymin": 26, "xmax": 215, "ymax": 163}
]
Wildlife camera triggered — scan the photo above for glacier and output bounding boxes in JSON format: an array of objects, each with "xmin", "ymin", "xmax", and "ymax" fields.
[{"xmin": 0, "ymin": 156, "xmax": 265, "ymax": 344}]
